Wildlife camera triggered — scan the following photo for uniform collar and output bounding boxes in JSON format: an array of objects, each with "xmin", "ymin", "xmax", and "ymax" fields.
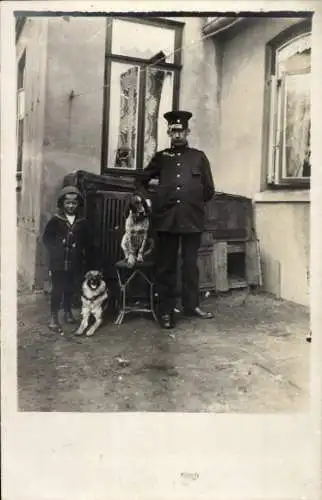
[{"xmin": 170, "ymin": 143, "xmax": 188, "ymax": 152}]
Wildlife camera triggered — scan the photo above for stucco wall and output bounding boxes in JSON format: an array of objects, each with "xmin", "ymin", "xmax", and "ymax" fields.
[
  {"xmin": 217, "ymin": 17, "xmax": 310, "ymax": 305},
  {"xmin": 41, "ymin": 16, "xmax": 106, "ymax": 221},
  {"xmin": 179, "ymin": 17, "xmax": 220, "ymax": 173},
  {"xmin": 256, "ymin": 202, "xmax": 310, "ymax": 306},
  {"xmin": 17, "ymin": 18, "xmax": 48, "ymax": 288}
]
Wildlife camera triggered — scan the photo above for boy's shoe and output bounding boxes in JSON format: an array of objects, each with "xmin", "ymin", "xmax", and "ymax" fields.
[
  {"xmin": 49, "ymin": 315, "xmax": 63, "ymax": 333},
  {"xmin": 159, "ymin": 313, "xmax": 175, "ymax": 329}
]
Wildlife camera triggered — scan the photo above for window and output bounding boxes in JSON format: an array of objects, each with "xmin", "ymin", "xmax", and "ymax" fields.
[
  {"xmin": 102, "ymin": 18, "xmax": 183, "ymax": 173},
  {"xmin": 16, "ymin": 50, "xmax": 26, "ymax": 191},
  {"xmin": 265, "ymin": 20, "xmax": 311, "ymax": 187}
]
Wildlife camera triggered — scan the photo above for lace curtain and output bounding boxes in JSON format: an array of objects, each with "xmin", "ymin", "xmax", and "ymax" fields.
[
  {"xmin": 143, "ymin": 68, "xmax": 166, "ymax": 166},
  {"xmin": 284, "ymin": 73, "xmax": 310, "ymax": 177},
  {"xmin": 116, "ymin": 67, "xmax": 139, "ymax": 169},
  {"xmin": 115, "ymin": 66, "xmax": 173, "ymax": 169},
  {"xmin": 278, "ymin": 39, "xmax": 311, "ymax": 178}
]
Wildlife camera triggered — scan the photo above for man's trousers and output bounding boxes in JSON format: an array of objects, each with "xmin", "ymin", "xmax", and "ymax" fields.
[{"xmin": 155, "ymin": 232, "xmax": 201, "ymax": 314}]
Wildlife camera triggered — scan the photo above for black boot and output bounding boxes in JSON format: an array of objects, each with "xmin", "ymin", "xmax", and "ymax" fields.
[
  {"xmin": 183, "ymin": 307, "xmax": 214, "ymax": 319},
  {"xmin": 49, "ymin": 313, "xmax": 63, "ymax": 333}
]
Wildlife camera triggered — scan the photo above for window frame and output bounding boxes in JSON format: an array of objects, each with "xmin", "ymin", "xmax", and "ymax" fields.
[
  {"xmin": 16, "ymin": 17, "xmax": 27, "ymax": 42},
  {"xmin": 16, "ymin": 49, "xmax": 26, "ymax": 192},
  {"xmin": 263, "ymin": 19, "xmax": 312, "ymax": 189},
  {"xmin": 101, "ymin": 17, "xmax": 184, "ymax": 175}
]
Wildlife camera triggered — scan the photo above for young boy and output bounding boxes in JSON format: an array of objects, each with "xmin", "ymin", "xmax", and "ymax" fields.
[{"xmin": 43, "ymin": 186, "xmax": 92, "ymax": 333}]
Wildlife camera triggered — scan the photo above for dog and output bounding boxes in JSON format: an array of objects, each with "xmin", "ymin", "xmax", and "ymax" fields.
[
  {"xmin": 121, "ymin": 194, "xmax": 154, "ymax": 267},
  {"xmin": 75, "ymin": 270, "xmax": 109, "ymax": 337}
]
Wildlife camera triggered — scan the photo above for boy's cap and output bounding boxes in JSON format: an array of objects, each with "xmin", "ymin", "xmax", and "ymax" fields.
[{"xmin": 58, "ymin": 185, "xmax": 83, "ymax": 202}]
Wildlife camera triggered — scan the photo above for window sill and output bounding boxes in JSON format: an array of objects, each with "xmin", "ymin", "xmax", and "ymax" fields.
[{"xmin": 254, "ymin": 189, "xmax": 310, "ymax": 203}]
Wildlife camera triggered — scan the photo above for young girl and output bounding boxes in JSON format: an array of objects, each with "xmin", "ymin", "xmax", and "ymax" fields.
[{"xmin": 43, "ymin": 186, "xmax": 92, "ymax": 333}]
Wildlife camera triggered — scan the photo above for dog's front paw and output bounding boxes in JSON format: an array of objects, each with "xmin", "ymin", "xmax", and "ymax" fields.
[
  {"xmin": 85, "ymin": 327, "xmax": 96, "ymax": 337},
  {"xmin": 75, "ymin": 326, "xmax": 85, "ymax": 336},
  {"xmin": 127, "ymin": 255, "xmax": 136, "ymax": 267},
  {"xmin": 137, "ymin": 253, "xmax": 143, "ymax": 263}
]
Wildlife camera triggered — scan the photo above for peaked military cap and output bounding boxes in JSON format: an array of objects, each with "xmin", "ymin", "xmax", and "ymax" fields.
[{"xmin": 164, "ymin": 110, "xmax": 192, "ymax": 131}]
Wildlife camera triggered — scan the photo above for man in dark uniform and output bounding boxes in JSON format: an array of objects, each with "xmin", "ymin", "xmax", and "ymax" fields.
[{"xmin": 135, "ymin": 110, "xmax": 215, "ymax": 329}]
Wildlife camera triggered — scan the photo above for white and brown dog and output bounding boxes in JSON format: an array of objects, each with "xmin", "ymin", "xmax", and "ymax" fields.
[
  {"xmin": 75, "ymin": 270, "xmax": 109, "ymax": 337},
  {"xmin": 121, "ymin": 194, "xmax": 154, "ymax": 267}
]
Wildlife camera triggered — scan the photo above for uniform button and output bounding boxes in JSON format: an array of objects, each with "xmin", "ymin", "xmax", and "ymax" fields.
[
  {"xmin": 177, "ymin": 174, "xmax": 180, "ymax": 178},
  {"xmin": 176, "ymin": 186, "xmax": 180, "ymax": 190},
  {"xmin": 177, "ymin": 163, "xmax": 181, "ymax": 166},
  {"xmin": 177, "ymin": 152, "xmax": 181, "ymax": 156},
  {"xmin": 177, "ymin": 200, "xmax": 181, "ymax": 204}
]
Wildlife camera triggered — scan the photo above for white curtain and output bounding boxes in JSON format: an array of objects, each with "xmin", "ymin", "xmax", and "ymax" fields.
[
  {"xmin": 284, "ymin": 73, "xmax": 310, "ymax": 177},
  {"xmin": 157, "ymin": 72, "xmax": 173, "ymax": 151},
  {"xmin": 143, "ymin": 70, "xmax": 173, "ymax": 166}
]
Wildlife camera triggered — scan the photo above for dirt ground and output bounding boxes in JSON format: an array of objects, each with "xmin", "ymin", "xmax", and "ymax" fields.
[{"xmin": 17, "ymin": 289, "xmax": 310, "ymax": 412}]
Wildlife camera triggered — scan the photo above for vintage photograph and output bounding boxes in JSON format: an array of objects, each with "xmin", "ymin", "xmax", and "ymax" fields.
[{"xmin": 16, "ymin": 12, "xmax": 311, "ymax": 413}]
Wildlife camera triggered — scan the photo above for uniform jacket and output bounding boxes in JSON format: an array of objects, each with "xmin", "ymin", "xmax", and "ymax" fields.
[
  {"xmin": 135, "ymin": 145, "xmax": 215, "ymax": 233},
  {"xmin": 43, "ymin": 212, "xmax": 92, "ymax": 272}
]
